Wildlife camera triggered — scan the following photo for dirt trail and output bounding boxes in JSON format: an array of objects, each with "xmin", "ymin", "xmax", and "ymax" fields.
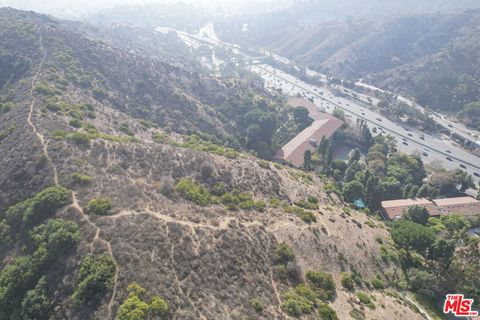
[
  {"xmin": 27, "ymin": 30, "xmax": 58, "ymax": 186},
  {"xmin": 70, "ymin": 192, "xmax": 119, "ymax": 319}
]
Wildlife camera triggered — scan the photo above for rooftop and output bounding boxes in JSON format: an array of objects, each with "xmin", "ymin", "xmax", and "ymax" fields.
[
  {"xmin": 381, "ymin": 196, "xmax": 480, "ymax": 220},
  {"xmin": 273, "ymin": 98, "xmax": 343, "ymax": 168},
  {"xmin": 273, "ymin": 118, "xmax": 343, "ymax": 167},
  {"xmin": 381, "ymin": 198, "xmax": 432, "ymax": 208},
  {"xmin": 433, "ymin": 197, "xmax": 480, "ymax": 206}
]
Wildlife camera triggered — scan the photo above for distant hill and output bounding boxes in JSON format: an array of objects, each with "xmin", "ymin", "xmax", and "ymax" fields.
[{"xmin": 241, "ymin": 10, "xmax": 480, "ymax": 127}]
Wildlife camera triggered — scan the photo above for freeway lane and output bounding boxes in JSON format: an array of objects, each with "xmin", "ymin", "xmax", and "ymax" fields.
[
  {"xmin": 164, "ymin": 27, "xmax": 480, "ymax": 185},
  {"xmin": 252, "ymin": 64, "xmax": 480, "ymax": 185}
]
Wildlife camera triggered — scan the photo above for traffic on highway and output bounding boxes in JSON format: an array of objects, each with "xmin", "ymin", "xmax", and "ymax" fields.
[
  {"xmin": 166, "ymin": 26, "xmax": 480, "ymax": 187},
  {"xmin": 250, "ymin": 64, "xmax": 480, "ymax": 186}
]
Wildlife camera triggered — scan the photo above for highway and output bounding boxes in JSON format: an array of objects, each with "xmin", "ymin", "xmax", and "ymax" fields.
[
  {"xmin": 250, "ymin": 64, "xmax": 480, "ymax": 186},
  {"xmin": 161, "ymin": 27, "xmax": 480, "ymax": 186}
]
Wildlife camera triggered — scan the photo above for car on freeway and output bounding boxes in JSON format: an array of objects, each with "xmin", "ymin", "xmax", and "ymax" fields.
[
  {"xmin": 408, "ymin": 133, "xmax": 413, "ymax": 137},
  {"xmin": 445, "ymin": 150, "xmax": 452, "ymax": 154},
  {"xmin": 474, "ymin": 172, "xmax": 480, "ymax": 177},
  {"xmin": 423, "ymin": 152, "xmax": 429, "ymax": 157},
  {"xmin": 361, "ymin": 112, "xmax": 365, "ymax": 116},
  {"xmin": 459, "ymin": 164, "xmax": 467, "ymax": 169},
  {"xmin": 446, "ymin": 157, "xmax": 453, "ymax": 161},
  {"xmin": 376, "ymin": 117, "xmax": 382, "ymax": 122},
  {"xmin": 403, "ymin": 141, "xmax": 408, "ymax": 146}
]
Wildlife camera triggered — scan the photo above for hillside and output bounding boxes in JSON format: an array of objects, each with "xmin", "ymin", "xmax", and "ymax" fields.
[
  {"xmin": 257, "ymin": 11, "xmax": 480, "ymax": 126},
  {"xmin": 0, "ymin": 9, "xmax": 430, "ymax": 319},
  {"xmin": 0, "ymin": 8, "xmax": 475, "ymax": 320}
]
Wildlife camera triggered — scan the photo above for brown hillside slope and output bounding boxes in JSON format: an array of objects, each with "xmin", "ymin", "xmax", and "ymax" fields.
[{"xmin": 0, "ymin": 8, "xmax": 426, "ymax": 320}]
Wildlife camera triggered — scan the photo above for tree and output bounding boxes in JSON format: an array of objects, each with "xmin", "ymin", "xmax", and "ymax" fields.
[
  {"xmin": 406, "ymin": 268, "xmax": 442, "ymax": 298},
  {"xmin": 428, "ymin": 239, "xmax": 455, "ymax": 269},
  {"xmin": 116, "ymin": 282, "xmax": 169, "ymax": 320},
  {"xmin": 416, "ymin": 184, "xmax": 434, "ymax": 198},
  {"xmin": 381, "ymin": 178, "xmax": 402, "ymax": 200},
  {"xmin": 304, "ymin": 150, "xmax": 313, "ymax": 171},
  {"xmin": 20, "ymin": 277, "xmax": 51, "ymax": 320},
  {"xmin": 365, "ymin": 176, "xmax": 384, "ymax": 211},
  {"xmin": 342, "ymin": 180, "xmax": 365, "ymax": 202},
  {"xmin": 293, "ymin": 106, "xmax": 310, "ymax": 127},
  {"xmin": 72, "ymin": 255, "xmax": 116, "ymax": 305},
  {"xmin": 332, "ymin": 108, "xmax": 345, "ymax": 121},
  {"xmin": 391, "ymin": 220, "xmax": 435, "ymax": 256},
  {"xmin": 348, "ymin": 148, "xmax": 361, "ymax": 165},
  {"xmin": 403, "ymin": 205, "xmax": 430, "ymax": 225},
  {"xmin": 439, "ymin": 214, "xmax": 471, "ymax": 236},
  {"xmin": 318, "ymin": 137, "xmax": 329, "ymax": 156}
]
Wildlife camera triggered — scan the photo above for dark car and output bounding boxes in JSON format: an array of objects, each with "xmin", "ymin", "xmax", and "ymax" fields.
[
  {"xmin": 407, "ymin": 133, "xmax": 413, "ymax": 137},
  {"xmin": 423, "ymin": 152, "xmax": 429, "ymax": 157},
  {"xmin": 446, "ymin": 157, "xmax": 453, "ymax": 161},
  {"xmin": 403, "ymin": 142, "xmax": 408, "ymax": 146},
  {"xmin": 474, "ymin": 172, "xmax": 480, "ymax": 177},
  {"xmin": 459, "ymin": 164, "xmax": 467, "ymax": 169},
  {"xmin": 445, "ymin": 150, "xmax": 452, "ymax": 154}
]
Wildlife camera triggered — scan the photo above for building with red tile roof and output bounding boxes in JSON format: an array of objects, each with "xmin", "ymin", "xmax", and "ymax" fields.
[
  {"xmin": 433, "ymin": 197, "xmax": 480, "ymax": 217},
  {"xmin": 272, "ymin": 98, "xmax": 343, "ymax": 168},
  {"xmin": 380, "ymin": 196, "xmax": 480, "ymax": 220},
  {"xmin": 380, "ymin": 198, "xmax": 441, "ymax": 220}
]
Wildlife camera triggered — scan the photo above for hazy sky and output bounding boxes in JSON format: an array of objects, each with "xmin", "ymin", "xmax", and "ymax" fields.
[{"xmin": 0, "ymin": 0, "xmax": 280, "ymax": 16}]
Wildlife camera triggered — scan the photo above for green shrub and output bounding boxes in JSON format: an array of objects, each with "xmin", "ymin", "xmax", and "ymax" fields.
[
  {"xmin": 119, "ymin": 123, "xmax": 134, "ymax": 136},
  {"xmin": 117, "ymin": 282, "xmax": 168, "ymax": 320},
  {"xmin": 294, "ymin": 284, "xmax": 318, "ymax": 303},
  {"xmin": 250, "ymin": 298, "xmax": 264, "ymax": 313},
  {"xmin": 69, "ymin": 118, "xmax": 82, "ymax": 128},
  {"xmin": 71, "ymin": 172, "xmax": 92, "ymax": 185},
  {"xmin": 85, "ymin": 197, "xmax": 112, "ymax": 215},
  {"xmin": 149, "ymin": 296, "xmax": 168, "ymax": 318},
  {"xmin": 364, "ymin": 221, "xmax": 375, "ymax": 228},
  {"xmin": 299, "ymin": 211, "xmax": 317, "ymax": 223},
  {"xmin": 294, "ymin": 199, "xmax": 318, "ymax": 210},
  {"xmin": 371, "ymin": 278, "xmax": 385, "ymax": 290},
  {"xmin": 258, "ymin": 160, "xmax": 270, "ymax": 169},
  {"xmin": 270, "ymin": 197, "xmax": 281, "ymax": 208},
  {"xmin": 340, "ymin": 272, "xmax": 355, "ymax": 291},
  {"xmin": 0, "ymin": 102, "xmax": 15, "ymax": 114},
  {"xmin": 356, "ymin": 291, "xmax": 371, "ymax": 304},
  {"xmin": 34, "ymin": 82, "xmax": 55, "ymax": 95},
  {"xmin": 306, "ymin": 271, "xmax": 336, "ymax": 301},
  {"xmin": 175, "ymin": 178, "xmax": 211, "ymax": 206},
  {"xmin": 357, "ymin": 292, "xmax": 375, "ymax": 309},
  {"xmin": 307, "ymin": 196, "xmax": 318, "ymax": 204},
  {"xmin": 0, "ymin": 218, "xmax": 79, "ymax": 318},
  {"xmin": 211, "ymin": 182, "xmax": 228, "ymax": 196},
  {"xmin": 20, "ymin": 276, "xmax": 51, "ymax": 320},
  {"xmin": 318, "ymin": 303, "xmax": 338, "ymax": 320},
  {"xmin": 281, "ymin": 290, "xmax": 314, "ymax": 316},
  {"xmin": 14, "ymin": 186, "xmax": 72, "ymax": 226},
  {"xmin": 274, "ymin": 243, "xmax": 295, "ymax": 265},
  {"xmin": 284, "ymin": 206, "xmax": 317, "ymax": 223},
  {"xmin": 72, "ymin": 254, "xmax": 115, "ymax": 305},
  {"xmin": 30, "ymin": 219, "xmax": 80, "ymax": 256}
]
